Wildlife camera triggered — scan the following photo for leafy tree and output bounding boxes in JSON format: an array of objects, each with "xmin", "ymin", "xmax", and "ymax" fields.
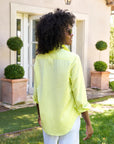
[{"xmin": 109, "ymin": 17, "xmax": 114, "ymax": 68}]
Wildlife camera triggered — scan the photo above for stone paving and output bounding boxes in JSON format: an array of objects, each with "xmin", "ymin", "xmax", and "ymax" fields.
[
  {"xmin": 0, "ymin": 95, "xmax": 35, "ymax": 111},
  {"xmin": 89, "ymin": 98, "xmax": 114, "ymax": 113},
  {"xmin": 0, "ymin": 105, "xmax": 10, "ymax": 112},
  {"xmin": 0, "ymin": 88, "xmax": 114, "ymax": 111},
  {"xmin": 87, "ymin": 88, "xmax": 114, "ymax": 100}
]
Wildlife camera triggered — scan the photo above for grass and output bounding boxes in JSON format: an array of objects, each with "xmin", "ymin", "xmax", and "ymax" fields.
[
  {"xmin": 0, "ymin": 128, "xmax": 43, "ymax": 144},
  {"xmin": 0, "ymin": 96, "xmax": 114, "ymax": 144},
  {"xmin": 0, "ymin": 110, "xmax": 114, "ymax": 144},
  {"xmin": 80, "ymin": 109, "xmax": 114, "ymax": 144},
  {"xmin": 0, "ymin": 106, "xmax": 39, "ymax": 134},
  {"xmin": 88, "ymin": 95, "xmax": 113, "ymax": 103}
]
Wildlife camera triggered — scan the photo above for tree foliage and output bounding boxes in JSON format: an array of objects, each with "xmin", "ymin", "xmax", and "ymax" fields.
[{"xmin": 110, "ymin": 26, "xmax": 114, "ymax": 64}]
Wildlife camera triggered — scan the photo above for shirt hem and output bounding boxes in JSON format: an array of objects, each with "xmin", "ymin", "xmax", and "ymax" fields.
[{"xmin": 42, "ymin": 114, "xmax": 80, "ymax": 136}]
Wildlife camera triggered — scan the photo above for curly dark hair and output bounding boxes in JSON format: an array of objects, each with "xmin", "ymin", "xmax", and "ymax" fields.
[{"xmin": 36, "ymin": 8, "xmax": 75, "ymax": 54}]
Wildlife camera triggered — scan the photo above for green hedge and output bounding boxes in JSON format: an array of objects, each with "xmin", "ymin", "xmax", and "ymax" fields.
[
  {"xmin": 94, "ymin": 61, "xmax": 107, "ymax": 71},
  {"xmin": 109, "ymin": 81, "xmax": 114, "ymax": 91},
  {"xmin": 7, "ymin": 37, "xmax": 23, "ymax": 51},
  {"xmin": 4, "ymin": 64, "xmax": 24, "ymax": 79}
]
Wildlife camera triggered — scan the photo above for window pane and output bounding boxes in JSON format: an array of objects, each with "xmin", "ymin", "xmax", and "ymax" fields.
[
  {"xmin": 32, "ymin": 43, "xmax": 38, "ymax": 64},
  {"xmin": 16, "ymin": 19, "xmax": 21, "ymax": 64},
  {"xmin": 32, "ymin": 20, "xmax": 39, "ymax": 41},
  {"xmin": 16, "ymin": 19, "xmax": 21, "ymax": 37},
  {"xmin": 32, "ymin": 43, "xmax": 38, "ymax": 87}
]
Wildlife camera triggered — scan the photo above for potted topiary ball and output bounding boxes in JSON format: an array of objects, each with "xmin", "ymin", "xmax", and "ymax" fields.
[
  {"xmin": 7, "ymin": 36, "xmax": 23, "ymax": 51},
  {"xmin": 1, "ymin": 36, "xmax": 28, "ymax": 105},
  {"xmin": 94, "ymin": 61, "xmax": 107, "ymax": 72},
  {"xmin": 94, "ymin": 41, "xmax": 108, "ymax": 72},
  {"xmin": 4, "ymin": 64, "xmax": 24, "ymax": 79},
  {"xmin": 95, "ymin": 40, "xmax": 107, "ymax": 51},
  {"xmin": 91, "ymin": 40, "xmax": 110, "ymax": 90}
]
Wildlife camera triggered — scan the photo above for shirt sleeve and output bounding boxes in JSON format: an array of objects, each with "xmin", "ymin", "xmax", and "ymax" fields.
[
  {"xmin": 33, "ymin": 58, "xmax": 39, "ymax": 104},
  {"xmin": 70, "ymin": 55, "xmax": 91, "ymax": 114}
]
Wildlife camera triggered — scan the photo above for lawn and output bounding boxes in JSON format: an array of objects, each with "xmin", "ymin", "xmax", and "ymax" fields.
[
  {"xmin": 0, "ymin": 106, "xmax": 39, "ymax": 134},
  {"xmin": 0, "ymin": 96, "xmax": 114, "ymax": 144}
]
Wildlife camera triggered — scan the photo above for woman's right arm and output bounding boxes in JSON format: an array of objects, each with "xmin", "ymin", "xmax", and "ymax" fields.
[{"xmin": 82, "ymin": 111, "xmax": 93, "ymax": 140}]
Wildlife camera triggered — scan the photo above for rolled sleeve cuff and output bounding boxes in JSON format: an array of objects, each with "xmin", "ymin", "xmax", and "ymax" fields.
[
  {"xmin": 74, "ymin": 102, "xmax": 91, "ymax": 114},
  {"xmin": 32, "ymin": 95, "xmax": 38, "ymax": 104}
]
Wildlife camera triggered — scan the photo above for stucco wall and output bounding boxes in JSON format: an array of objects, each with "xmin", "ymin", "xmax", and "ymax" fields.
[
  {"xmin": 0, "ymin": 0, "xmax": 111, "ymax": 100},
  {"xmin": 0, "ymin": 0, "xmax": 11, "ymax": 100}
]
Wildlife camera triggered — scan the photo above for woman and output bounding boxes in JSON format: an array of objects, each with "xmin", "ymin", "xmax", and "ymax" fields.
[{"xmin": 33, "ymin": 9, "xmax": 93, "ymax": 144}]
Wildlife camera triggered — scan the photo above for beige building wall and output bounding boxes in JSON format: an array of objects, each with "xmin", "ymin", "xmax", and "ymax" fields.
[{"xmin": 0, "ymin": 0, "xmax": 111, "ymax": 99}]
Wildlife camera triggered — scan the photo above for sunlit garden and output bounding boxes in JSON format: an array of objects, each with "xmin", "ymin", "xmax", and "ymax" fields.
[{"xmin": 0, "ymin": 96, "xmax": 114, "ymax": 144}]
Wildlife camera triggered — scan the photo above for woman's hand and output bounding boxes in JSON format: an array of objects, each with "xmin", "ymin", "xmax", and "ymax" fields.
[
  {"xmin": 83, "ymin": 124, "xmax": 93, "ymax": 140},
  {"xmin": 38, "ymin": 116, "xmax": 42, "ymax": 127}
]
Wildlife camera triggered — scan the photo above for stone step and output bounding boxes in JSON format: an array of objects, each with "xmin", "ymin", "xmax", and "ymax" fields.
[{"xmin": 87, "ymin": 88, "xmax": 114, "ymax": 100}]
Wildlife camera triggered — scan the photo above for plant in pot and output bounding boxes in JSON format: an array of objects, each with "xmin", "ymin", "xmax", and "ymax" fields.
[
  {"xmin": 1, "ymin": 36, "xmax": 28, "ymax": 105},
  {"xmin": 91, "ymin": 40, "xmax": 110, "ymax": 90}
]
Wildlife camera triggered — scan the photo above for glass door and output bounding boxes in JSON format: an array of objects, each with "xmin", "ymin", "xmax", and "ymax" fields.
[
  {"xmin": 16, "ymin": 13, "xmax": 23, "ymax": 65},
  {"xmin": 28, "ymin": 15, "xmax": 41, "ymax": 94}
]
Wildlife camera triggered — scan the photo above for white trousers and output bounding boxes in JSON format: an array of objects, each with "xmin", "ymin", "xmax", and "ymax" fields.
[{"xmin": 43, "ymin": 116, "xmax": 80, "ymax": 144}]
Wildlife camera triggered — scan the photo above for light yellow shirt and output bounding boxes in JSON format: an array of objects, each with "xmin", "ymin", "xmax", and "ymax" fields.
[{"xmin": 33, "ymin": 45, "xmax": 90, "ymax": 136}]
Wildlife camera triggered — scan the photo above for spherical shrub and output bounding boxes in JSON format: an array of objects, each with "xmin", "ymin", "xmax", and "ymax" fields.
[
  {"xmin": 95, "ymin": 41, "xmax": 107, "ymax": 51},
  {"xmin": 4, "ymin": 64, "xmax": 24, "ymax": 79},
  {"xmin": 94, "ymin": 61, "xmax": 107, "ymax": 71},
  {"xmin": 7, "ymin": 37, "xmax": 23, "ymax": 51},
  {"xmin": 109, "ymin": 81, "xmax": 114, "ymax": 91}
]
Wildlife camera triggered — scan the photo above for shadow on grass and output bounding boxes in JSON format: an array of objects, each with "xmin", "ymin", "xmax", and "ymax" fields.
[
  {"xmin": 0, "ymin": 129, "xmax": 43, "ymax": 144},
  {"xmin": 0, "ymin": 109, "xmax": 114, "ymax": 144},
  {"xmin": 0, "ymin": 106, "xmax": 38, "ymax": 134}
]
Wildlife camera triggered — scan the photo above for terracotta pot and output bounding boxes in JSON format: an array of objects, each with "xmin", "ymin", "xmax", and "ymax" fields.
[
  {"xmin": 1, "ymin": 78, "xmax": 28, "ymax": 105},
  {"xmin": 91, "ymin": 71, "xmax": 110, "ymax": 90}
]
